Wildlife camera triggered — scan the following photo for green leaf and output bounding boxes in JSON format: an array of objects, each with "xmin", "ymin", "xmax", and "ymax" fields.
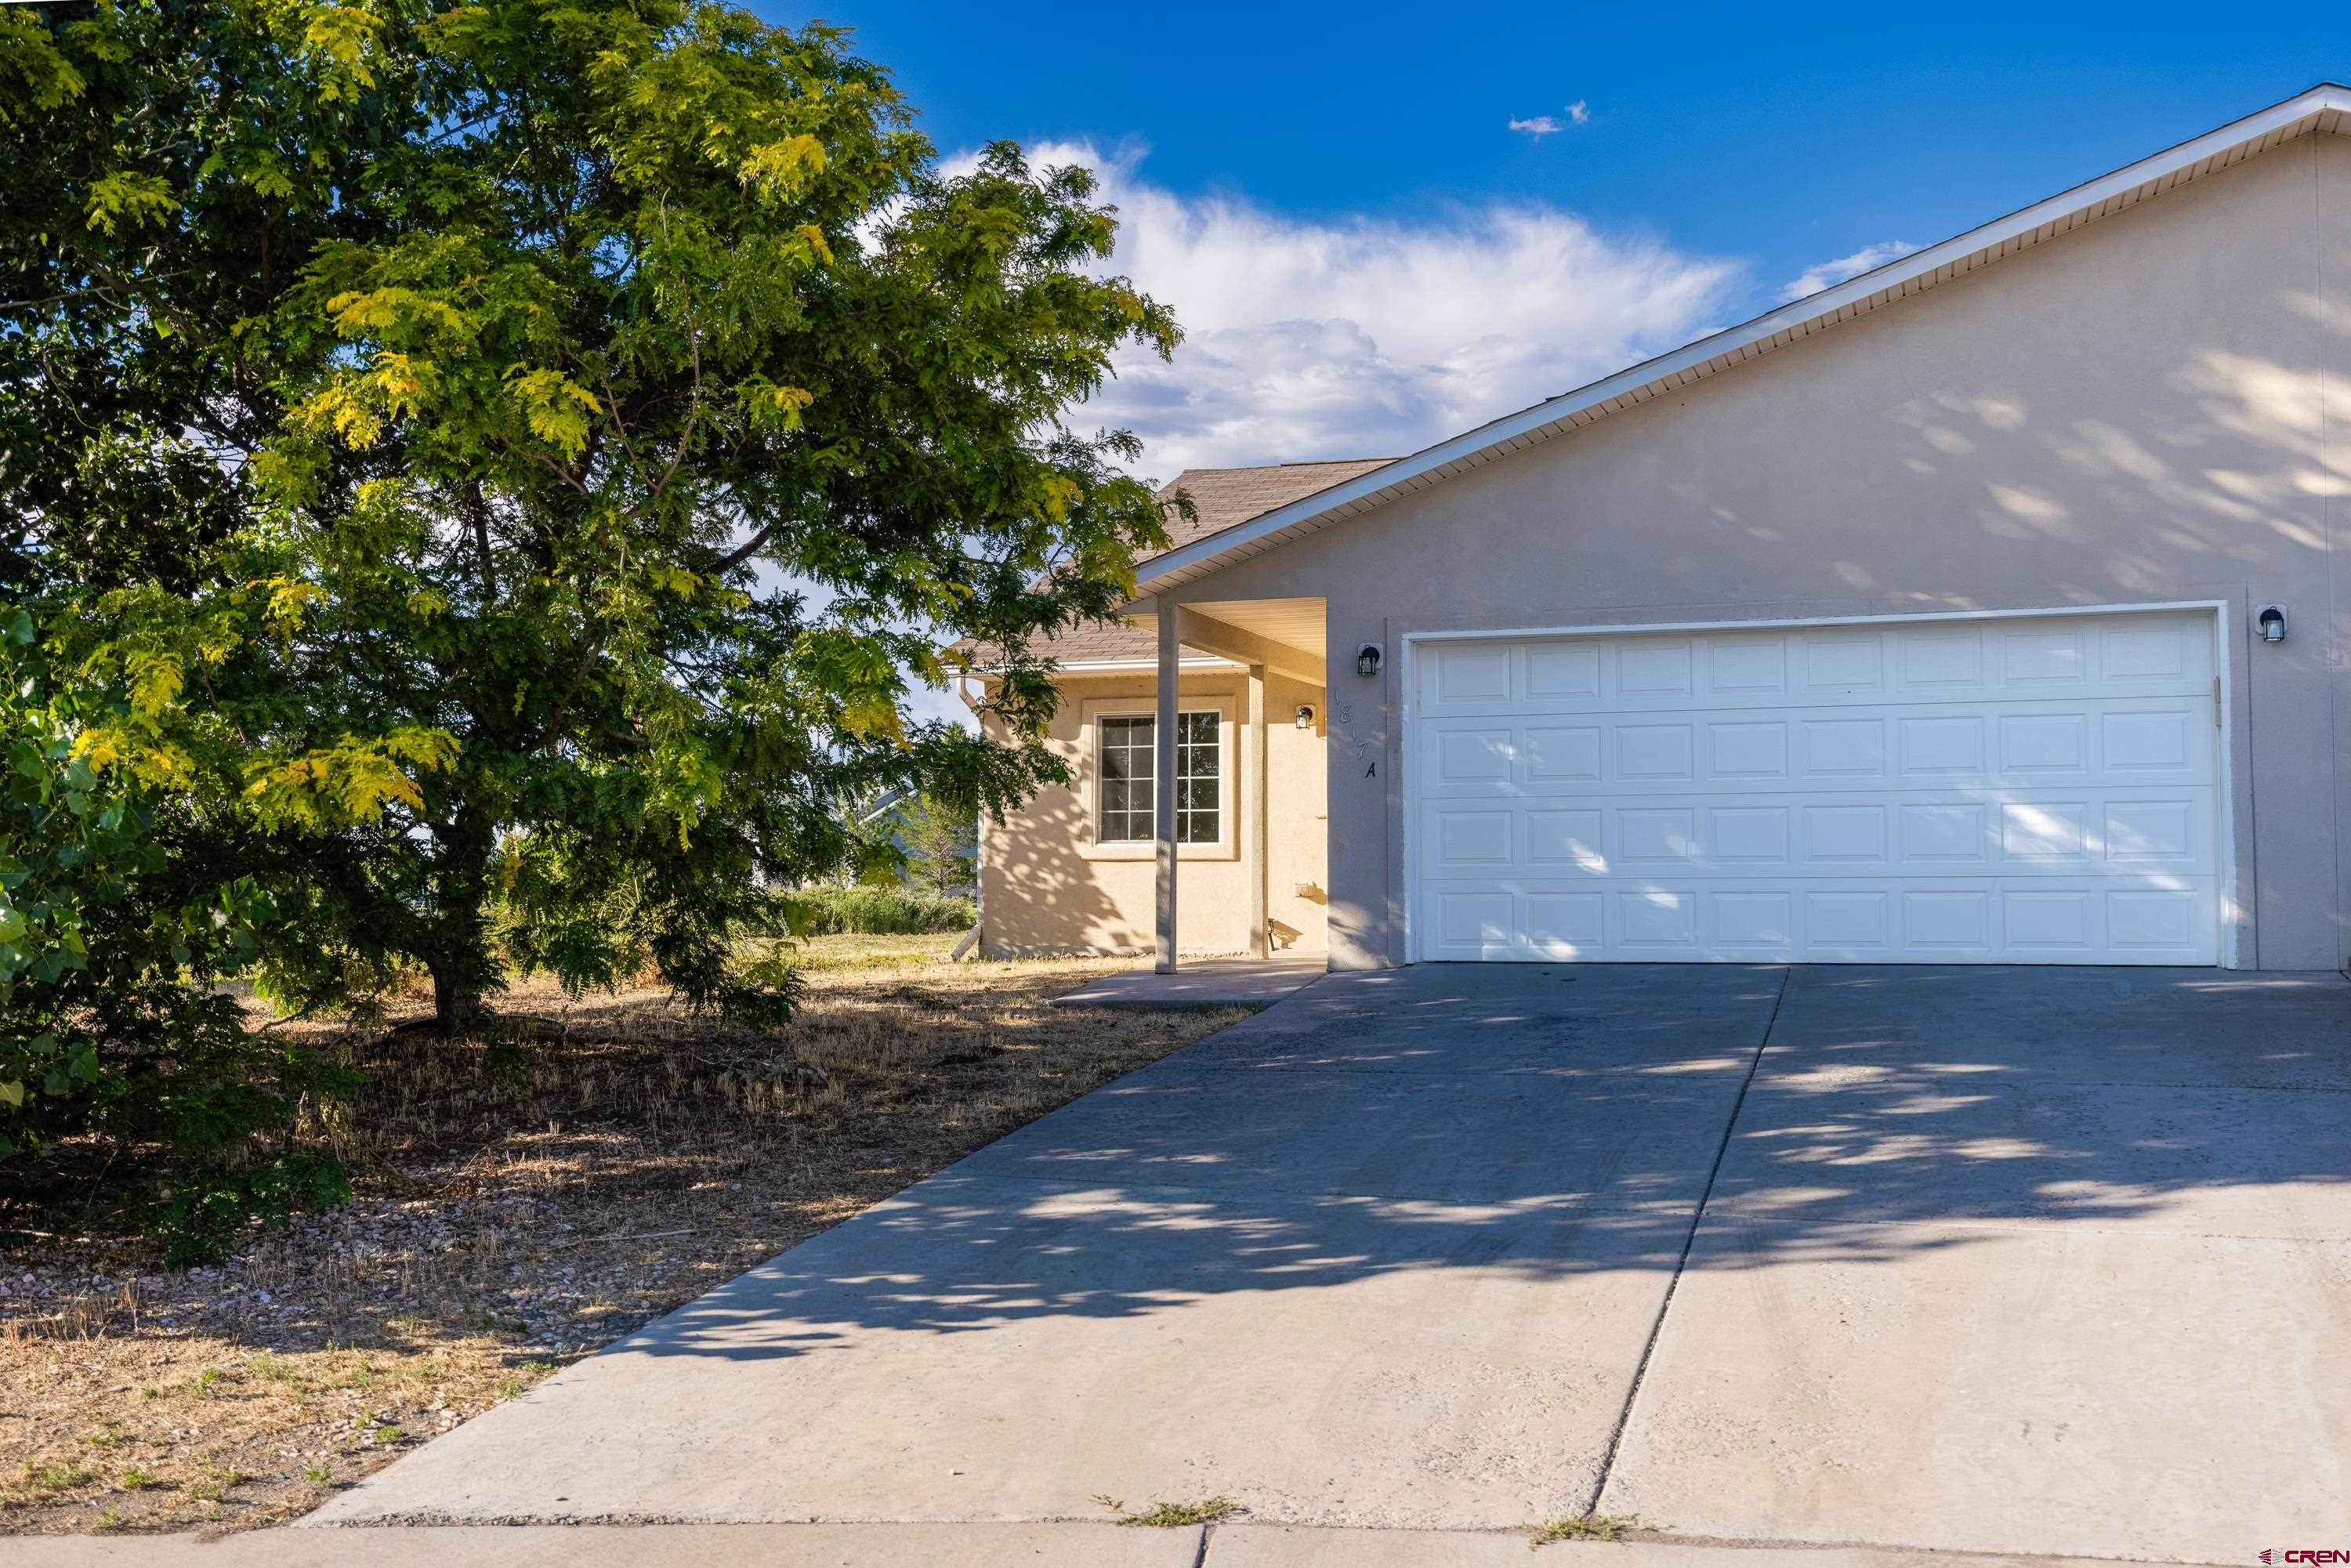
[{"xmin": 0, "ymin": 0, "xmax": 1178, "ymax": 1240}]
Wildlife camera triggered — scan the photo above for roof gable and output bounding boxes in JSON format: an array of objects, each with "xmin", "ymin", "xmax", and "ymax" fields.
[
  {"xmin": 961, "ymin": 457, "xmax": 1393, "ymax": 668},
  {"xmin": 1135, "ymin": 82, "xmax": 2351, "ymax": 598},
  {"xmin": 1156, "ymin": 458, "xmax": 1396, "ymax": 552}
]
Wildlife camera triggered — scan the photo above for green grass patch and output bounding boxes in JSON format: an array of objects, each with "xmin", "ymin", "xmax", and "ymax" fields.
[
  {"xmin": 1094, "ymin": 1493, "xmax": 1245, "ymax": 1527},
  {"xmin": 1531, "ymin": 1513, "xmax": 1638, "ymax": 1547},
  {"xmin": 795, "ymin": 886, "xmax": 975, "ymax": 936},
  {"xmin": 16, "ymin": 1461, "xmax": 94, "ymax": 1497}
]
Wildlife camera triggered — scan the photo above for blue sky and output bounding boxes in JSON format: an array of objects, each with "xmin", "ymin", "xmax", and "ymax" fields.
[
  {"xmin": 792, "ymin": 4, "xmax": 2351, "ymax": 315},
  {"xmin": 757, "ymin": 2, "xmax": 2351, "ymax": 480},
  {"xmin": 755, "ymin": 2, "xmax": 2351, "ymax": 721}
]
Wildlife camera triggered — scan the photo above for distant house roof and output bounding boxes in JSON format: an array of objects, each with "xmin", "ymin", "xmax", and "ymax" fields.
[{"xmin": 962, "ymin": 458, "xmax": 1393, "ymax": 669}]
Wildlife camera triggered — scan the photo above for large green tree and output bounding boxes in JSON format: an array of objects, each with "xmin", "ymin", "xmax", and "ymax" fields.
[{"xmin": 2, "ymin": 0, "xmax": 1177, "ymax": 1056}]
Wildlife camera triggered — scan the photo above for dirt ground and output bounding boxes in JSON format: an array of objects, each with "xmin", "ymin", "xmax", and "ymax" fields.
[{"xmin": 0, "ymin": 936, "xmax": 1246, "ymax": 1535}]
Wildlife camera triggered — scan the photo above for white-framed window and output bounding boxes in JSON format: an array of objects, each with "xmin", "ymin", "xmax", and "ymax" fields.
[{"xmin": 1096, "ymin": 709, "xmax": 1223, "ymax": 845}]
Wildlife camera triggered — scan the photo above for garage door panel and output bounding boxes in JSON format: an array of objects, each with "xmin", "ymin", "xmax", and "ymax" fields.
[
  {"xmin": 1431, "ymin": 646, "xmax": 1512, "ymax": 704},
  {"xmin": 1414, "ymin": 876, "xmax": 2219, "ymax": 963},
  {"xmin": 1806, "ymin": 803, "xmax": 1889, "ymax": 864},
  {"xmin": 1432, "ymin": 809, "xmax": 1513, "ymax": 867},
  {"xmin": 2104, "ymin": 798, "xmax": 2197, "ymax": 863},
  {"xmin": 2102, "ymin": 708, "xmax": 2194, "ymax": 773},
  {"xmin": 1903, "ymin": 887, "xmax": 1994, "ymax": 951},
  {"xmin": 1526, "ymin": 809, "xmax": 1607, "ymax": 870},
  {"xmin": 1708, "ymin": 637, "xmax": 1789, "ymax": 693},
  {"xmin": 1896, "ymin": 714, "xmax": 1985, "ymax": 773},
  {"xmin": 1415, "ymin": 619, "xmax": 2212, "ymax": 717},
  {"xmin": 1801, "ymin": 631, "xmax": 1886, "ymax": 690},
  {"xmin": 2108, "ymin": 887, "xmax": 2203, "ymax": 951},
  {"xmin": 1712, "ymin": 806, "xmax": 1791, "ymax": 864},
  {"xmin": 1418, "ymin": 701, "xmax": 2209, "ymax": 799},
  {"xmin": 1619, "ymin": 889, "xmax": 1699, "ymax": 949},
  {"xmin": 1524, "ymin": 642, "xmax": 1600, "ymax": 698},
  {"xmin": 1421, "ymin": 788, "xmax": 2207, "ymax": 882},
  {"xmin": 1526, "ymin": 726, "xmax": 1602, "ymax": 782},
  {"xmin": 1410, "ymin": 611, "xmax": 2220, "ymax": 965},
  {"xmin": 1806, "ymin": 890, "xmax": 1893, "ymax": 952},
  {"xmin": 1708, "ymin": 720, "xmax": 1791, "ymax": 779},
  {"xmin": 1525, "ymin": 893, "xmax": 1605, "ymax": 957},
  {"xmin": 1897, "ymin": 801, "xmax": 1981, "ymax": 864},
  {"xmin": 1431, "ymin": 727, "xmax": 1513, "ymax": 784},
  {"xmin": 1620, "ymin": 807, "xmax": 1701, "ymax": 865},
  {"xmin": 1616, "ymin": 640, "xmax": 1696, "ymax": 697}
]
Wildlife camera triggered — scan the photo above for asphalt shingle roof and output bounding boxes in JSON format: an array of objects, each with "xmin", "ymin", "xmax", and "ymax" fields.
[{"xmin": 966, "ymin": 458, "xmax": 1394, "ymax": 668}]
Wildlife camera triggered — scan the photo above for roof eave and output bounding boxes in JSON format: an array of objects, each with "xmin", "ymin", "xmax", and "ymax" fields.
[{"xmin": 1134, "ymin": 82, "xmax": 2351, "ymax": 596}]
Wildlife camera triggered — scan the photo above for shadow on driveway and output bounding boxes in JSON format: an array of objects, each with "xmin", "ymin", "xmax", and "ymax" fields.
[{"xmin": 310, "ymin": 963, "xmax": 2351, "ymax": 1552}]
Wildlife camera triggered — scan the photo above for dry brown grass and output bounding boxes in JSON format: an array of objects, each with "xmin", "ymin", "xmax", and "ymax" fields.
[{"xmin": 0, "ymin": 936, "xmax": 1244, "ymax": 1535}]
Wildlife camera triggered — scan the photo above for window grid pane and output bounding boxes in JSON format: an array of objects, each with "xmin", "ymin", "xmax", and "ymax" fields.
[
  {"xmin": 1098, "ymin": 715, "xmax": 1155, "ymax": 842},
  {"xmin": 1176, "ymin": 710, "xmax": 1220, "ymax": 845},
  {"xmin": 1097, "ymin": 710, "xmax": 1222, "ymax": 845}
]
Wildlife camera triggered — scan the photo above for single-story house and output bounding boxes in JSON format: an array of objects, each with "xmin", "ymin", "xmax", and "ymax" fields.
[{"xmin": 972, "ymin": 84, "xmax": 2351, "ymax": 973}]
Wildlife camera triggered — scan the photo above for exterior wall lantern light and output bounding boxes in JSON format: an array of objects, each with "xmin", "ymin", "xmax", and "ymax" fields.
[
  {"xmin": 2258, "ymin": 605, "xmax": 2288, "ymax": 643},
  {"xmin": 1295, "ymin": 704, "xmax": 1316, "ymax": 729},
  {"xmin": 1356, "ymin": 643, "xmax": 1383, "ymax": 679}
]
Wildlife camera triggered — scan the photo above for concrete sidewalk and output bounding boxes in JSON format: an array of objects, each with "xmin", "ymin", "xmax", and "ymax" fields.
[
  {"xmin": 1048, "ymin": 954, "xmax": 1327, "ymax": 1008},
  {"xmin": 309, "ymin": 965, "xmax": 1784, "ymax": 1531},
  {"xmin": 4, "ymin": 1525, "xmax": 2208, "ymax": 1567},
  {"xmin": 277, "ymin": 962, "xmax": 2351, "ymax": 1561},
  {"xmin": 1594, "ymin": 965, "xmax": 2351, "ymax": 1562}
]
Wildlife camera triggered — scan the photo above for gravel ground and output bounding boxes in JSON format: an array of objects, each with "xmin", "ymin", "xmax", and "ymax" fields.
[{"xmin": 0, "ymin": 936, "xmax": 1247, "ymax": 1534}]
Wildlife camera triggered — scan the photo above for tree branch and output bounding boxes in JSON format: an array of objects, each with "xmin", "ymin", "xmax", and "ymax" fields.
[
  {"xmin": 461, "ymin": 480, "xmax": 498, "ymax": 605},
  {"xmin": 527, "ymin": 633, "xmax": 604, "ymax": 754},
  {"xmin": 709, "ymin": 515, "xmax": 787, "ymax": 576}
]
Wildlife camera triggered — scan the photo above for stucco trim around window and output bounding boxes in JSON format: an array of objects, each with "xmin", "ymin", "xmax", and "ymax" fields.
[{"xmin": 1078, "ymin": 694, "xmax": 1238, "ymax": 862}]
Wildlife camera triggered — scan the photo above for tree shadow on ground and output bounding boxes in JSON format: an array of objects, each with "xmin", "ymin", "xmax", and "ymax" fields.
[{"xmin": 610, "ymin": 962, "xmax": 2351, "ymax": 1360}]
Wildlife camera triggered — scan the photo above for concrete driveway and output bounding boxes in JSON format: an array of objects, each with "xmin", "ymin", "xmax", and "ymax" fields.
[{"xmin": 310, "ymin": 964, "xmax": 2351, "ymax": 1560}]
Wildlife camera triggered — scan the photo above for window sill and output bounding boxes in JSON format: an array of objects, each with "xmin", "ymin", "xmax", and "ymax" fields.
[{"xmin": 1084, "ymin": 841, "xmax": 1239, "ymax": 863}]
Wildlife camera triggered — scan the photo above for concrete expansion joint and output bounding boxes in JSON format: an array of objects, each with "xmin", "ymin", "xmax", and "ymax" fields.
[
  {"xmin": 1177, "ymin": 1521, "xmax": 2255, "ymax": 1565},
  {"xmin": 1548, "ymin": 1526, "xmax": 2255, "ymax": 1568},
  {"xmin": 1583, "ymin": 964, "xmax": 1791, "ymax": 1518}
]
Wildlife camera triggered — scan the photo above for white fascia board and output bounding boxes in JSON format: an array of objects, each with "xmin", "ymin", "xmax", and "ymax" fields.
[
  {"xmin": 969, "ymin": 657, "xmax": 1241, "ymax": 678},
  {"xmin": 1135, "ymin": 83, "xmax": 2351, "ymax": 596}
]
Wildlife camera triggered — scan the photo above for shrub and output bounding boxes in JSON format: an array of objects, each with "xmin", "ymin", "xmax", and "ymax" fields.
[
  {"xmin": 0, "ymin": 611, "xmax": 357, "ymax": 1264},
  {"xmin": 896, "ymin": 792, "xmax": 977, "ymax": 896},
  {"xmin": 795, "ymin": 885, "xmax": 976, "ymax": 936}
]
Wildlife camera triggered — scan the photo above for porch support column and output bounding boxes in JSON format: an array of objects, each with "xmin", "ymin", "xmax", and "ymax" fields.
[
  {"xmin": 1247, "ymin": 663, "xmax": 1270, "ymax": 959},
  {"xmin": 1154, "ymin": 610, "xmax": 1180, "ymax": 973}
]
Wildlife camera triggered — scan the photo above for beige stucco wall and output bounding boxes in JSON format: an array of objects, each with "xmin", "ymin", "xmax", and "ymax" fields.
[
  {"xmin": 980, "ymin": 668, "xmax": 1329, "ymax": 958},
  {"xmin": 1163, "ymin": 131, "xmax": 2351, "ymax": 971}
]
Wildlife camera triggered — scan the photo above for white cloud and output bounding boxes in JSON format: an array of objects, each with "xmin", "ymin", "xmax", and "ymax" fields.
[
  {"xmin": 1777, "ymin": 240, "xmax": 1919, "ymax": 302},
  {"xmin": 1509, "ymin": 100, "xmax": 1589, "ymax": 138},
  {"xmin": 962, "ymin": 141, "xmax": 1741, "ymax": 476}
]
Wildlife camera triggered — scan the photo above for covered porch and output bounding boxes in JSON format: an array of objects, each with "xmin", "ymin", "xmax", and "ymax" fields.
[{"xmin": 1131, "ymin": 596, "xmax": 1327, "ymax": 972}]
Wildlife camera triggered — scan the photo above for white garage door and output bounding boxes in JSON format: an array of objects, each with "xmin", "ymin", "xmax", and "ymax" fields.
[{"xmin": 1410, "ymin": 611, "xmax": 2221, "ymax": 964}]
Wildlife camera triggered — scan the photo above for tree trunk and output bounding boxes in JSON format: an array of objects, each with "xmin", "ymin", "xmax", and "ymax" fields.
[
  {"xmin": 428, "ymin": 962, "xmax": 487, "ymax": 1037},
  {"xmin": 425, "ymin": 808, "xmax": 499, "ymax": 1036}
]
